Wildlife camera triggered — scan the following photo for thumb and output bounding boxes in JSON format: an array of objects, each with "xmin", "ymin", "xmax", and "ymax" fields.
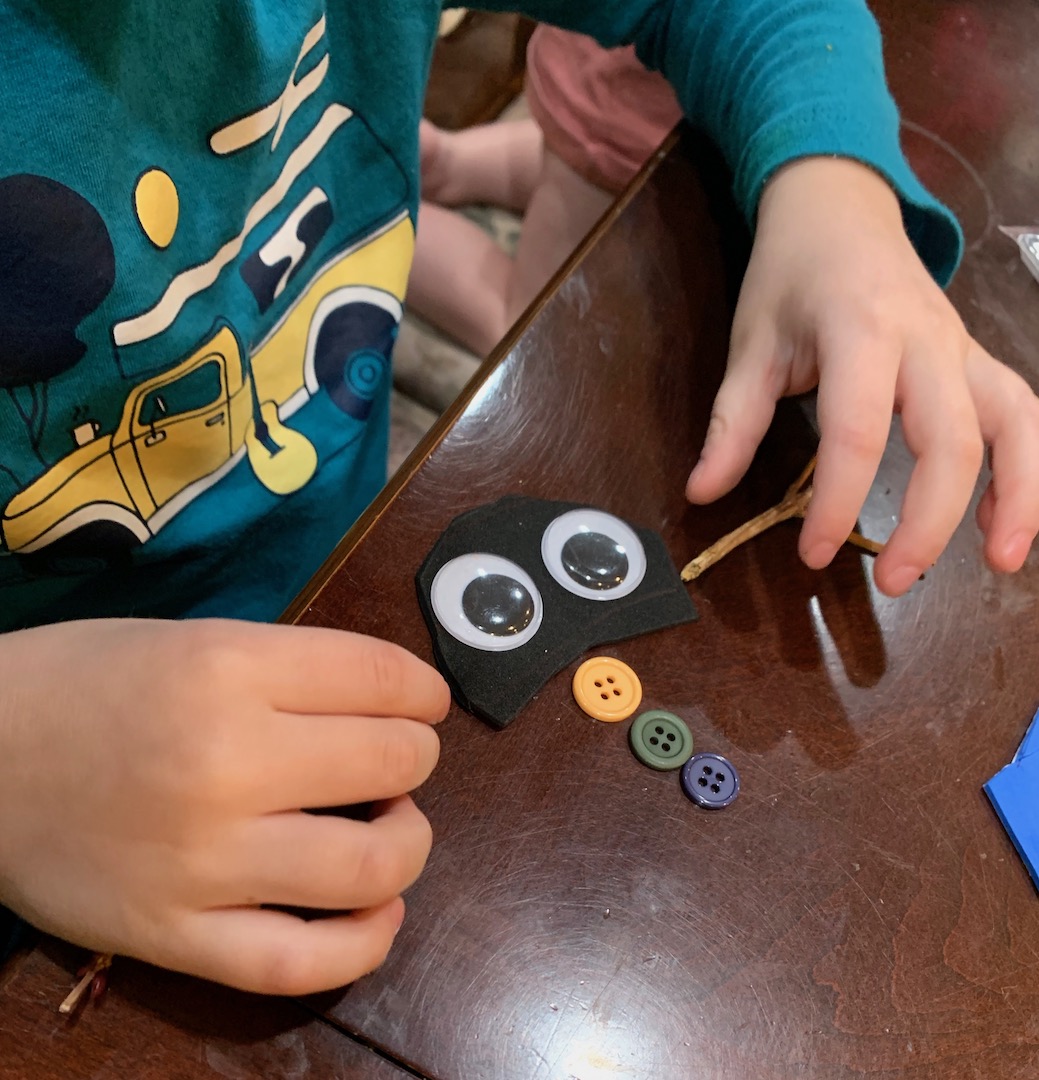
[{"xmin": 686, "ymin": 329, "xmax": 781, "ymax": 504}]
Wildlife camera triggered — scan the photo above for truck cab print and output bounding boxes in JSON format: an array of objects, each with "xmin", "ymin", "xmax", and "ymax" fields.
[{"xmin": 1, "ymin": 216, "xmax": 413, "ymax": 569}]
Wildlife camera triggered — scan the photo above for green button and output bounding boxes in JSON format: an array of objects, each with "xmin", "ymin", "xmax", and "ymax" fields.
[{"xmin": 629, "ymin": 710, "xmax": 694, "ymax": 771}]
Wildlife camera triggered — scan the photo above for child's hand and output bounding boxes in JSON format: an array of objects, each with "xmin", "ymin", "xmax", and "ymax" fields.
[
  {"xmin": 0, "ymin": 618, "xmax": 450, "ymax": 995},
  {"xmin": 686, "ymin": 156, "xmax": 1039, "ymax": 596}
]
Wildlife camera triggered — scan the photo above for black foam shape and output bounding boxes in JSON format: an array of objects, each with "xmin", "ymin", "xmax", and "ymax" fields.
[{"xmin": 416, "ymin": 495, "xmax": 698, "ymax": 729}]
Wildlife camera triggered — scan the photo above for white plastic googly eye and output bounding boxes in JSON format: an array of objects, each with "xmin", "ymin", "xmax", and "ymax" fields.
[
  {"xmin": 430, "ymin": 553, "xmax": 543, "ymax": 652},
  {"xmin": 541, "ymin": 508, "xmax": 646, "ymax": 601}
]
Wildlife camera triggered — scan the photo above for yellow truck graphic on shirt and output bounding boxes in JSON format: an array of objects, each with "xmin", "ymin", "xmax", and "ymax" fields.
[{"xmin": 1, "ymin": 215, "xmax": 412, "ymax": 565}]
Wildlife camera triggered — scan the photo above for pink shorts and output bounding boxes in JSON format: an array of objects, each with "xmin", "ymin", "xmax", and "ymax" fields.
[{"xmin": 525, "ymin": 25, "xmax": 683, "ymax": 195}]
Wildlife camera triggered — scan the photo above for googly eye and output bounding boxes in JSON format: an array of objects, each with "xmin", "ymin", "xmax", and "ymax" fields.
[
  {"xmin": 541, "ymin": 508, "xmax": 646, "ymax": 601},
  {"xmin": 430, "ymin": 553, "xmax": 543, "ymax": 651}
]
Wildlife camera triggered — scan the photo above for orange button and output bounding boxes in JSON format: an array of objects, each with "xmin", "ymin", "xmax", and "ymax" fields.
[{"xmin": 572, "ymin": 657, "xmax": 643, "ymax": 722}]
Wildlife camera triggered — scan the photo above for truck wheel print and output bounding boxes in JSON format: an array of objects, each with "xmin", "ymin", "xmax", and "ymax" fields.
[
  {"xmin": 17, "ymin": 520, "xmax": 141, "ymax": 577},
  {"xmin": 307, "ymin": 286, "xmax": 401, "ymax": 421}
]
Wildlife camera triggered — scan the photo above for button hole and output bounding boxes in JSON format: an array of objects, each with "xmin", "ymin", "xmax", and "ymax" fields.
[
  {"xmin": 716, "ymin": 772, "xmax": 726, "ymax": 782},
  {"xmin": 612, "ymin": 689, "xmax": 621, "ymax": 696},
  {"xmin": 654, "ymin": 726, "xmax": 664, "ymax": 735},
  {"xmin": 702, "ymin": 766, "xmax": 713, "ymax": 776},
  {"xmin": 710, "ymin": 784, "xmax": 721, "ymax": 793},
  {"xmin": 649, "ymin": 737, "xmax": 659, "ymax": 746},
  {"xmin": 698, "ymin": 778, "xmax": 708, "ymax": 787},
  {"xmin": 594, "ymin": 680, "xmax": 603, "ymax": 688},
  {"xmin": 600, "ymin": 693, "xmax": 609, "ymax": 700},
  {"xmin": 606, "ymin": 677, "xmax": 615, "ymax": 684}
]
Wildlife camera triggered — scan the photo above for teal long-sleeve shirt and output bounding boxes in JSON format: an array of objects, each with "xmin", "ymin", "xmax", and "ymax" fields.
[
  {"xmin": 492, "ymin": 0, "xmax": 961, "ymax": 283},
  {"xmin": 0, "ymin": 0, "xmax": 956, "ymax": 634}
]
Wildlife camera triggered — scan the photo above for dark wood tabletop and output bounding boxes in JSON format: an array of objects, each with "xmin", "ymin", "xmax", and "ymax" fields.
[{"xmin": 2, "ymin": 2, "xmax": 1037, "ymax": 1077}]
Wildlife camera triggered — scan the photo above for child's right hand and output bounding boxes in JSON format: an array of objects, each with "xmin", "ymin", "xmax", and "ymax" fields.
[
  {"xmin": 686, "ymin": 157, "xmax": 1039, "ymax": 594},
  {"xmin": 0, "ymin": 618, "xmax": 450, "ymax": 995}
]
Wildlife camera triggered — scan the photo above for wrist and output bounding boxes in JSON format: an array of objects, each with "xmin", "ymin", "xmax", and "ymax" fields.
[{"xmin": 759, "ymin": 155, "xmax": 904, "ymax": 232}]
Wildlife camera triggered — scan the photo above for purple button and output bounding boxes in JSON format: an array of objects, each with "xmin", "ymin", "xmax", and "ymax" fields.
[{"xmin": 681, "ymin": 753, "xmax": 739, "ymax": 809}]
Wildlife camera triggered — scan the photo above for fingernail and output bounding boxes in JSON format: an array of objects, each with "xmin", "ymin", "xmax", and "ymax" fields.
[
  {"xmin": 803, "ymin": 542, "xmax": 836, "ymax": 569},
  {"xmin": 1005, "ymin": 531, "xmax": 1032, "ymax": 567},
  {"xmin": 885, "ymin": 564, "xmax": 922, "ymax": 595}
]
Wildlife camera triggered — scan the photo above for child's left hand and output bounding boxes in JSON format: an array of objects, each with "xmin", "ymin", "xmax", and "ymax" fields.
[{"xmin": 685, "ymin": 156, "xmax": 1039, "ymax": 596}]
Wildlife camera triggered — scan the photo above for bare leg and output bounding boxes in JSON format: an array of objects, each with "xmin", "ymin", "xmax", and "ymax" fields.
[
  {"xmin": 408, "ymin": 149, "xmax": 616, "ymax": 356},
  {"xmin": 504, "ymin": 148, "xmax": 615, "ymax": 328},
  {"xmin": 420, "ymin": 118, "xmax": 544, "ymax": 212},
  {"xmin": 408, "ymin": 201, "xmax": 514, "ymax": 357}
]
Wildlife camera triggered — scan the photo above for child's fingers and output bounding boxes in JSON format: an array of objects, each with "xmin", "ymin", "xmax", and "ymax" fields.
[
  {"xmin": 260, "ymin": 714, "xmax": 441, "ymax": 811},
  {"xmin": 214, "ymin": 796, "xmax": 432, "ymax": 912},
  {"xmin": 686, "ymin": 328, "xmax": 779, "ymax": 503},
  {"xmin": 976, "ymin": 485, "xmax": 996, "ymax": 536},
  {"xmin": 966, "ymin": 347, "xmax": 1039, "ymax": 571},
  {"xmin": 175, "ymin": 899, "xmax": 406, "ymax": 995},
  {"xmin": 272, "ymin": 629, "xmax": 451, "ymax": 723},
  {"xmin": 216, "ymin": 622, "xmax": 452, "ymax": 723},
  {"xmin": 799, "ymin": 337, "xmax": 898, "ymax": 569},
  {"xmin": 872, "ymin": 352, "xmax": 983, "ymax": 595}
]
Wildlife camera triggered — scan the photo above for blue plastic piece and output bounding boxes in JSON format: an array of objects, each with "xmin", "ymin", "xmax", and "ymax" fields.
[
  {"xmin": 1012, "ymin": 707, "xmax": 1039, "ymax": 763},
  {"xmin": 984, "ymin": 706, "xmax": 1039, "ymax": 893}
]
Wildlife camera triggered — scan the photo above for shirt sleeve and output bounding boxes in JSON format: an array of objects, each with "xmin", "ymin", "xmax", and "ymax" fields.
[{"xmin": 467, "ymin": 0, "xmax": 962, "ymax": 285}]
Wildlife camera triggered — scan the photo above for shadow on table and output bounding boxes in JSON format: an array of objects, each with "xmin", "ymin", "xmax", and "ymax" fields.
[
  {"xmin": 38, "ymin": 936, "xmax": 312, "ymax": 1042},
  {"xmin": 690, "ymin": 398, "xmax": 888, "ymax": 771}
]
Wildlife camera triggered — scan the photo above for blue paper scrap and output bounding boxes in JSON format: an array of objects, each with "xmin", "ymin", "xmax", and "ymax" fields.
[{"xmin": 984, "ymin": 706, "xmax": 1039, "ymax": 892}]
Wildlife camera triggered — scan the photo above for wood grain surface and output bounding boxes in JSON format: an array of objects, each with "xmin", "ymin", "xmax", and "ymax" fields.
[{"xmin": 0, "ymin": 941, "xmax": 414, "ymax": 1080}]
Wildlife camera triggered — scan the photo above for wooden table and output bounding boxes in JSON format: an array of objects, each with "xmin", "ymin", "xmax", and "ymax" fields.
[{"xmin": 3, "ymin": 2, "xmax": 1037, "ymax": 1076}]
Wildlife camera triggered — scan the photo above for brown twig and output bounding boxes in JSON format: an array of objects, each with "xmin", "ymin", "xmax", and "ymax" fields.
[
  {"xmin": 682, "ymin": 486, "xmax": 812, "ymax": 581},
  {"xmin": 681, "ymin": 455, "xmax": 883, "ymax": 581},
  {"xmin": 846, "ymin": 530, "xmax": 884, "ymax": 557},
  {"xmin": 785, "ymin": 455, "xmax": 819, "ymax": 500},
  {"xmin": 59, "ymin": 952, "xmax": 112, "ymax": 1016}
]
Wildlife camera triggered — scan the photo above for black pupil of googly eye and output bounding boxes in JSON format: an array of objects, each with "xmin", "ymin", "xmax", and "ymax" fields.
[
  {"xmin": 561, "ymin": 532, "xmax": 629, "ymax": 591},
  {"xmin": 462, "ymin": 574, "xmax": 535, "ymax": 637}
]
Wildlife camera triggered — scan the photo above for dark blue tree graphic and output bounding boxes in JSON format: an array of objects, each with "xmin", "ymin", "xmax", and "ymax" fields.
[{"xmin": 0, "ymin": 174, "xmax": 116, "ymax": 471}]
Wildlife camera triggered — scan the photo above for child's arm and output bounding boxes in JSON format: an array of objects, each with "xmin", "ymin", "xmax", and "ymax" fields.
[
  {"xmin": 474, "ymin": 0, "xmax": 1039, "ymax": 593},
  {"xmin": 0, "ymin": 619, "xmax": 449, "ymax": 994},
  {"xmin": 479, "ymin": 0, "xmax": 960, "ymax": 276}
]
